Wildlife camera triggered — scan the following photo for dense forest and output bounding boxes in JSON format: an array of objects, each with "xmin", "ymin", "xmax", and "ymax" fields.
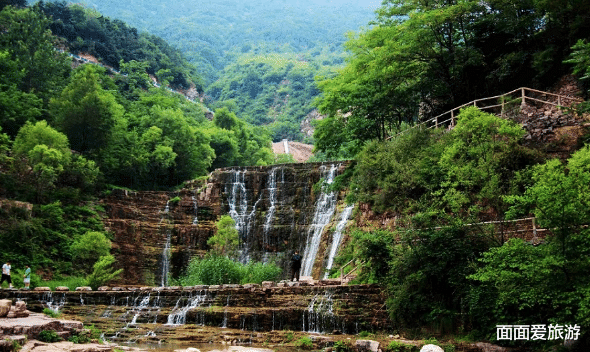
[
  {"xmin": 3, "ymin": 0, "xmax": 590, "ymax": 348},
  {"xmin": 0, "ymin": 2, "xmax": 276, "ymax": 285},
  {"xmin": 313, "ymin": 0, "xmax": 590, "ymax": 347},
  {"xmin": 35, "ymin": 0, "xmax": 377, "ymax": 142}
]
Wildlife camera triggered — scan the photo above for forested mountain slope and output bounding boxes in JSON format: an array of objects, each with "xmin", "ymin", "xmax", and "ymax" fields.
[{"xmin": 35, "ymin": 0, "xmax": 377, "ymax": 142}]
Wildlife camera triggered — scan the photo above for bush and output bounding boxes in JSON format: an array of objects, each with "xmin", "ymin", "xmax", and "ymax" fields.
[
  {"xmin": 294, "ymin": 336, "xmax": 313, "ymax": 350},
  {"xmin": 241, "ymin": 261, "xmax": 282, "ymax": 284},
  {"xmin": 386, "ymin": 341, "xmax": 419, "ymax": 352},
  {"xmin": 179, "ymin": 255, "xmax": 242, "ymax": 286},
  {"xmin": 334, "ymin": 340, "xmax": 353, "ymax": 352},
  {"xmin": 177, "ymin": 255, "xmax": 282, "ymax": 286},
  {"xmin": 38, "ymin": 330, "xmax": 62, "ymax": 343},
  {"xmin": 86, "ymin": 255, "xmax": 123, "ymax": 289},
  {"xmin": 43, "ymin": 276, "xmax": 88, "ymax": 291},
  {"xmin": 68, "ymin": 325, "xmax": 102, "ymax": 344},
  {"xmin": 43, "ymin": 308, "xmax": 61, "ymax": 318}
]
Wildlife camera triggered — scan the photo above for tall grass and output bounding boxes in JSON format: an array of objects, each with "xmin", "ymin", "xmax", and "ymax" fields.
[
  {"xmin": 42, "ymin": 276, "xmax": 88, "ymax": 291},
  {"xmin": 177, "ymin": 255, "xmax": 282, "ymax": 286}
]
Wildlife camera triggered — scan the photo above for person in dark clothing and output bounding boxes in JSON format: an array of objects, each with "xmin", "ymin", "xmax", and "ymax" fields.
[{"xmin": 291, "ymin": 250, "xmax": 302, "ymax": 281}]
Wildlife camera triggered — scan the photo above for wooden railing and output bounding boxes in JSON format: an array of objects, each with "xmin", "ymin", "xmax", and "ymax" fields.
[{"xmin": 390, "ymin": 87, "xmax": 583, "ymax": 138}]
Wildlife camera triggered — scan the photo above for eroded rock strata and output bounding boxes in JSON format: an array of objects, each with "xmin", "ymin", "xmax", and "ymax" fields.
[{"xmin": 103, "ymin": 162, "xmax": 352, "ymax": 285}]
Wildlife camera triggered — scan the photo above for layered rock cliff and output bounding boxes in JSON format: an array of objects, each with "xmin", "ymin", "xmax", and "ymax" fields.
[{"xmin": 102, "ymin": 162, "xmax": 353, "ymax": 285}]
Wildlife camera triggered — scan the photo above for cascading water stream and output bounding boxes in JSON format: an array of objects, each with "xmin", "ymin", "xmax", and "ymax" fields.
[
  {"xmin": 166, "ymin": 291, "xmax": 209, "ymax": 326},
  {"xmin": 301, "ymin": 164, "xmax": 339, "ymax": 277},
  {"xmin": 161, "ymin": 230, "xmax": 171, "ymax": 287},
  {"xmin": 227, "ymin": 169, "xmax": 262, "ymax": 263},
  {"xmin": 42, "ymin": 292, "xmax": 66, "ymax": 313},
  {"xmin": 160, "ymin": 200, "xmax": 171, "ymax": 287},
  {"xmin": 302, "ymin": 291, "xmax": 336, "ymax": 333},
  {"xmin": 191, "ymin": 195, "xmax": 198, "ymax": 225},
  {"xmin": 263, "ymin": 167, "xmax": 282, "ymax": 249},
  {"xmin": 324, "ymin": 205, "xmax": 354, "ymax": 279}
]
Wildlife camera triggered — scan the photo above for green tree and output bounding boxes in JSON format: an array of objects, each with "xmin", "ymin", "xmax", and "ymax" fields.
[
  {"xmin": 208, "ymin": 215, "xmax": 239, "ymax": 256},
  {"xmin": 12, "ymin": 120, "xmax": 72, "ymax": 201},
  {"xmin": 0, "ymin": 50, "xmax": 43, "ymax": 137},
  {"xmin": 50, "ymin": 65, "xmax": 124, "ymax": 155},
  {"xmin": 86, "ymin": 254, "xmax": 123, "ymax": 289},
  {"xmin": 70, "ymin": 231, "xmax": 112, "ymax": 273},
  {"xmin": 0, "ymin": 6, "xmax": 70, "ymax": 112}
]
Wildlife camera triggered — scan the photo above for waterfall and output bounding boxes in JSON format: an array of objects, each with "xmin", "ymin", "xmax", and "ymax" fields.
[
  {"xmin": 42, "ymin": 292, "xmax": 66, "ymax": 313},
  {"xmin": 191, "ymin": 195, "xmax": 198, "ymax": 225},
  {"xmin": 227, "ymin": 169, "xmax": 261, "ymax": 263},
  {"xmin": 323, "ymin": 205, "xmax": 354, "ymax": 279},
  {"xmin": 166, "ymin": 291, "xmax": 209, "ymax": 325},
  {"xmin": 108, "ymin": 293, "xmax": 161, "ymax": 341},
  {"xmin": 302, "ymin": 291, "xmax": 336, "ymax": 333},
  {"xmin": 221, "ymin": 294, "xmax": 231, "ymax": 328},
  {"xmin": 263, "ymin": 167, "xmax": 281, "ymax": 249},
  {"xmin": 301, "ymin": 164, "xmax": 339, "ymax": 277},
  {"xmin": 160, "ymin": 200, "xmax": 171, "ymax": 287},
  {"xmin": 160, "ymin": 229, "xmax": 171, "ymax": 287}
]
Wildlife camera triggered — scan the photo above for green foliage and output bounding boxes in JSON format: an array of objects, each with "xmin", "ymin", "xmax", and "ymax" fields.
[
  {"xmin": 51, "ymin": 64, "xmax": 124, "ymax": 155},
  {"xmin": 43, "ymin": 308, "xmax": 61, "ymax": 318},
  {"xmin": 386, "ymin": 341, "xmax": 418, "ymax": 352},
  {"xmin": 386, "ymin": 221, "xmax": 492, "ymax": 331},
  {"xmin": 177, "ymin": 255, "xmax": 281, "ymax": 286},
  {"xmin": 68, "ymin": 325, "xmax": 102, "ymax": 344},
  {"xmin": 273, "ymin": 153, "xmax": 296, "ymax": 164},
  {"xmin": 314, "ymin": 0, "xmax": 590, "ymax": 156},
  {"xmin": 240, "ymin": 261, "xmax": 282, "ymax": 284},
  {"xmin": 37, "ymin": 1, "xmax": 202, "ymax": 89},
  {"xmin": 294, "ymin": 336, "xmax": 313, "ymax": 350},
  {"xmin": 469, "ymin": 146, "xmax": 590, "ymax": 335},
  {"xmin": 38, "ymin": 330, "xmax": 62, "ymax": 343},
  {"xmin": 350, "ymin": 108, "xmax": 541, "ymax": 215},
  {"xmin": 178, "ymin": 255, "xmax": 242, "ymax": 286},
  {"xmin": 564, "ymin": 41, "xmax": 590, "ymax": 114},
  {"xmin": 86, "ymin": 255, "xmax": 123, "ymax": 289},
  {"xmin": 284, "ymin": 331, "xmax": 294, "ymax": 343},
  {"xmin": 208, "ymin": 215, "xmax": 239, "ymax": 256},
  {"xmin": 169, "ymin": 196, "xmax": 181, "ymax": 204},
  {"xmin": 42, "ymin": 276, "xmax": 88, "ymax": 291},
  {"xmin": 333, "ymin": 340, "xmax": 353, "ymax": 352},
  {"xmin": 0, "ymin": 5, "xmax": 70, "ymax": 131},
  {"xmin": 70, "ymin": 231, "xmax": 112, "ymax": 274}
]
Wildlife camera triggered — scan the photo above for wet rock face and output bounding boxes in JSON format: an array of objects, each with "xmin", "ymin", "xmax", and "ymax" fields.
[
  {"xmin": 1, "ymin": 284, "xmax": 389, "ymax": 337},
  {"xmin": 102, "ymin": 162, "xmax": 351, "ymax": 285}
]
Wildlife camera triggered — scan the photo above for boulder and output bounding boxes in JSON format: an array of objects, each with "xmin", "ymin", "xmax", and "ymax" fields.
[
  {"xmin": 14, "ymin": 301, "xmax": 30, "ymax": 318},
  {"xmin": 420, "ymin": 344, "xmax": 444, "ymax": 352},
  {"xmin": 75, "ymin": 286, "xmax": 92, "ymax": 291},
  {"xmin": 34, "ymin": 287, "xmax": 51, "ymax": 291},
  {"xmin": 55, "ymin": 286, "xmax": 69, "ymax": 292},
  {"xmin": 0, "ymin": 299, "xmax": 12, "ymax": 317},
  {"xmin": 355, "ymin": 339, "xmax": 380, "ymax": 352}
]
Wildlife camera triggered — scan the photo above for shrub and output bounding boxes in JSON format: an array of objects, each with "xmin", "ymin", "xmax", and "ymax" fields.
[
  {"xmin": 294, "ymin": 336, "xmax": 313, "ymax": 350},
  {"xmin": 386, "ymin": 341, "xmax": 418, "ymax": 352},
  {"xmin": 86, "ymin": 255, "xmax": 123, "ymax": 289},
  {"xmin": 43, "ymin": 276, "xmax": 88, "ymax": 291},
  {"xmin": 358, "ymin": 330, "xmax": 373, "ymax": 338},
  {"xmin": 241, "ymin": 261, "xmax": 282, "ymax": 284},
  {"xmin": 178, "ymin": 255, "xmax": 282, "ymax": 286},
  {"xmin": 43, "ymin": 308, "xmax": 61, "ymax": 318},
  {"xmin": 38, "ymin": 330, "xmax": 62, "ymax": 343},
  {"xmin": 169, "ymin": 196, "xmax": 181, "ymax": 204},
  {"xmin": 334, "ymin": 340, "xmax": 353, "ymax": 352}
]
